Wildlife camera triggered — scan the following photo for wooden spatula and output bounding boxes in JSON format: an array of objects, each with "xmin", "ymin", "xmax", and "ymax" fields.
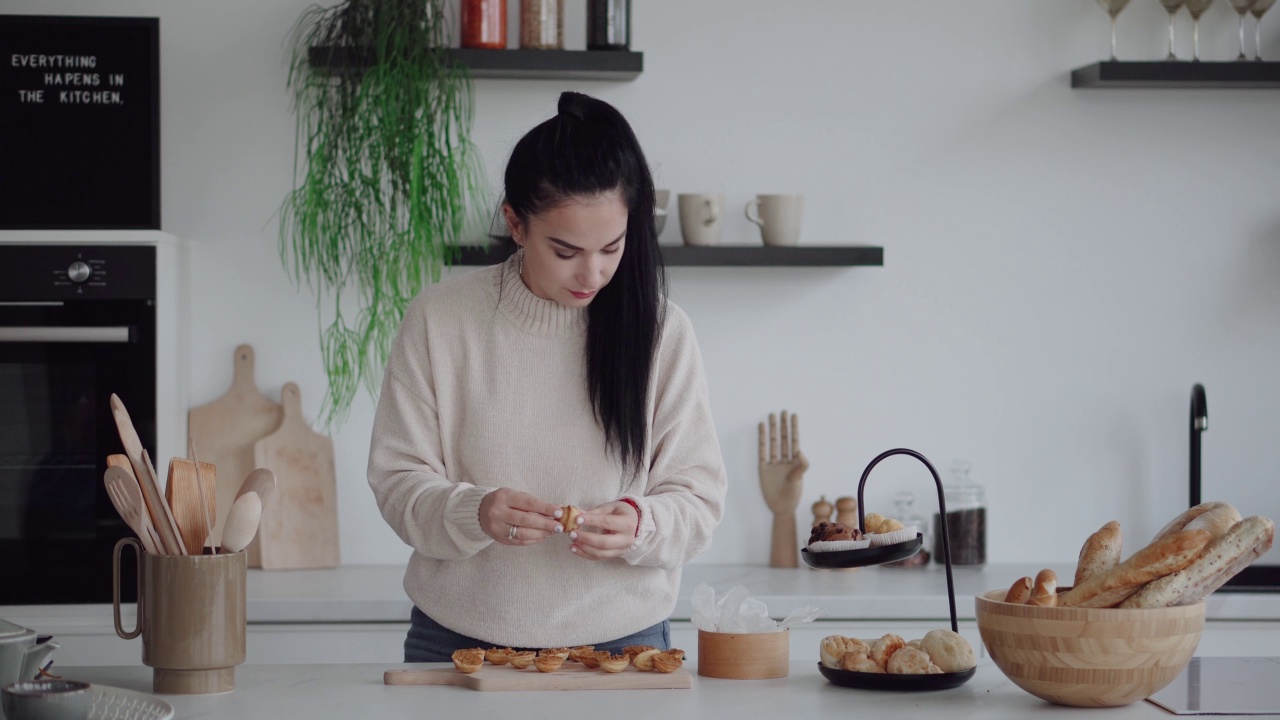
[
  {"xmin": 165, "ymin": 458, "xmax": 216, "ymax": 554},
  {"xmin": 110, "ymin": 393, "xmax": 185, "ymax": 555}
]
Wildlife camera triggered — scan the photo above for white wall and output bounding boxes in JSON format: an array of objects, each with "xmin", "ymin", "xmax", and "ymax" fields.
[{"xmin": 7, "ymin": 0, "xmax": 1279, "ymax": 567}]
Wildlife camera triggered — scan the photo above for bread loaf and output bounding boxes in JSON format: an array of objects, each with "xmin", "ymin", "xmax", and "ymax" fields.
[
  {"xmin": 1029, "ymin": 569, "xmax": 1058, "ymax": 607},
  {"xmin": 1151, "ymin": 502, "xmax": 1228, "ymax": 544},
  {"xmin": 1121, "ymin": 516, "xmax": 1275, "ymax": 608},
  {"xmin": 1074, "ymin": 520, "xmax": 1122, "ymax": 587},
  {"xmin": 1058, "ymin": 529, "xmax": 1211, "ymax": 608},
  {"xmin": 1183, "ymin": 504, "xmax": 1243, "ymax": 539},
  {"xmin": 1003, "ymin": 576, "xmax": 1033, "ymax": 604}
]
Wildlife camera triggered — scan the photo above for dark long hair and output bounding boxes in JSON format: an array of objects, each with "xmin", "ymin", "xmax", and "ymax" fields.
[{"xmin": 503, "ymin": 91, "xmax": 666, "ymax": 472}]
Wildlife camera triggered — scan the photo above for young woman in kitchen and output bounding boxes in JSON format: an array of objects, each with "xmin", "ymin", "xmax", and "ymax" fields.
[{"xmin": 367, "ymin": 91, "xmax": 728, "ymax": 662}]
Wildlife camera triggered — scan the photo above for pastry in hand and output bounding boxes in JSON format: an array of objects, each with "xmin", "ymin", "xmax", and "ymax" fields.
[
  {"xmin": 599, "ymin": 654, "xmax": 631, "ymax": 673},
  {"xmin": 508, "ymin": 651, "xmax": 536, "ymax": 669},
  {"xmin": 887, "ymin": 646, "xmax": 943, "ymax": 675},
  {"xmin": 920, "ymin": 629, "xmax": 976, "ymax": 672},
  {"xmin": 869, "ymin": 634, "xmax": 906, "ymax": 670},
  {"xmin": 653, "ymin": 649, "xmax": 685, "ymax": 673},
  {"xmin": 452, "ymin": 648, "xmax": 484, "ymax": 674},
  {"xmin": 561, "ymin": 505, "xmax": 582, "ymax": 533}
]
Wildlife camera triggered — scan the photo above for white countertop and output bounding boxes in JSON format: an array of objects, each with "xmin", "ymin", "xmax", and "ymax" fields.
[
  {"xmin": 55, "ymin": 660, "xmax": 1260, "ymax": 720},
  {"xmin": 5, "ymin": 563, "xmax": 1278, "ymax": 632}
]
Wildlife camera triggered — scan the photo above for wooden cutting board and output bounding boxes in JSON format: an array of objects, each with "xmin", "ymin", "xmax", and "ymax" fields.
[
  {"xmin": 253, "ymin": 382, "xmax": 340, "ymax": 569},
  {"xmin": 383, "ymin": 664, "xmax": 693, "ymax": 691},
  {"xmin": 188, "ymin": 344, "xmax": 283, "ymax": 556}
]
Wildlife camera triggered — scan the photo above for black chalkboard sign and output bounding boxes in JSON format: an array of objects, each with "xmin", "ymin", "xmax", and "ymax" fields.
[{"xmin": 0, "ymin": 16, "xmax": 159, "ymax": 229}]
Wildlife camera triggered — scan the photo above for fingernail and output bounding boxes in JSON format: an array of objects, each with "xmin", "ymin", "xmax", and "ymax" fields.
[
  {"xmin": 553, "ymin": 526, "xmax": 563, "ymax": 534},
  {"xmin": 553, "ymin": 509, "xmax": 563, "ymax": 518},
  {"xmin": 569, "ymin": 531, "xmax": 578, "ymax": 540},
  {"xmin": 576, "ymin": 516, "xmax": 585, "ymax": 525},
  {"xmin": 570, "ymin": 546, "xmax": 579, "ymax": 553}
]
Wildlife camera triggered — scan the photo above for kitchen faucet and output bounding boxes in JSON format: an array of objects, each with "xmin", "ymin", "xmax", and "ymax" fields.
[{"xmin": 1189, "ymin": 384, "xmax": 1207, "ymax": 507}]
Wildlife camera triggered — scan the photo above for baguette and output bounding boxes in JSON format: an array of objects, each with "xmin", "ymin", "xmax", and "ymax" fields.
[
  {"xmin": 1183, "ymin": 504, "xmax": 1242, "ymax": 539},
  {"xmin": 1151, "ymin": 502, "xmax": 1228, "ymax": 544},
  {"xmin": 1003, "ymin": 576, "xmax": 1033, "ymax": 604},
  {"xmin": 1058, "ymin": 529, "xmax": 1211, "ymax": 608},
  {"xmin": 1029, "ymin": 569, "xmax": 1058, "ymax": 607},
  {"xmin": 1121, "ymin": 516, "xmax": 1275, "ymax": 608},
  {"xmin": 1074, "ymin": 520, "xmax": 1122, "ymax": 587}
]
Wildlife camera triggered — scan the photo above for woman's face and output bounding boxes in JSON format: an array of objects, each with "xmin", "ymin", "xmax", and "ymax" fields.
[{"xmin": 505, "ymin": 190, "xmax": 628, "ymax": 308}]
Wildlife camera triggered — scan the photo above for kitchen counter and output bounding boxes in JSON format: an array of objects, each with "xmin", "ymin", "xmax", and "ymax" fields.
[
  {"xmin": 5, "ymin": 563, "xmax": 1279, "ymax": 630},
  {"xmin": 55, "ymin": 661, "xmax": 1262, "ymax": 719}
]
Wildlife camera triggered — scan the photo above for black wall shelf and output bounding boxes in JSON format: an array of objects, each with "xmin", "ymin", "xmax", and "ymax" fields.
[
  {"xmin": 309, "ymin": 46, "xmax": 643, "ymax": 81},
  {"xmin": 1072, "ymin": 61, "xmax": 1280, "ymax": 88},
  {"xmin": 456, "ymin": 244, "xmax": 884, "ymax": 268}
]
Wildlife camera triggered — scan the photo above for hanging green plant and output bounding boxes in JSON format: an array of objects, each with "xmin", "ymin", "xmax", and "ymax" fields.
[{"xmin": 280, "ymin": 0, "xmax": 490, "ymax": 424}]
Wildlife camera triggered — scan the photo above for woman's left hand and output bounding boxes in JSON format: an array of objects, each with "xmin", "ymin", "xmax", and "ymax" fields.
[{"xmin": 568, "ymin": 501, "xmax": 639, "ymax": 560}]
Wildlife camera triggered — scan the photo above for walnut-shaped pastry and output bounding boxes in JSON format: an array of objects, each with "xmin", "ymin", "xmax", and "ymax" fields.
[
  {"xmin": 632, "ymin": 648, "xmax": 662, "ymax": 671},
  {"xmin": 560, "ymin": 505, "xmax": 582, "ymax": 533},
  {"xmin": 599, "ymin": 654, "xmax": 631, "ymax": 673},
  {"xmin": 534, "ymin": 654, "xmax": 565, "ymax": 673},
  {"xmin": 539, "ymin": 647, "xmax": 570, "ymax": 660},
  {"xmin": 653, "ymin": 649, "xmax": 685, "ymax": 673},
  {"xmin": 452, "ymin": 648, "xmax": 484, "ymax": 674},
  {"xmin": 567, "ymin": 645, "xmax": 596, "ymax": 663},
  {"xmin": 580, "ymin": 650, "xmax": 609, "ymax": 669},
  {"xmin": 621, "ymin": 644, "xmax": 656, "ymax": 659},
  {"xmin": 485, "ymin": 647, "xmax": 514, "ymax": 665},
  {"xmin": 508, "ymin": 651, "xmax": 536, "ymax": 669}
]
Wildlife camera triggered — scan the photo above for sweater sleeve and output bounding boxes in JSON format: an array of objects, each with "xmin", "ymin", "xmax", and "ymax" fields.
[
  {"xmin": 620, "ymin": 305, "xmax": 728, "ymax": 569},
  {"xmin": 367, "ymin": 299, "xmax": 494, "ymax": 561}
]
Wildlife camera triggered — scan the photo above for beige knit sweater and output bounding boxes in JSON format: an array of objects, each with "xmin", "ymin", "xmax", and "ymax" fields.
[{"xmin": 367, "ymin": 256, "xmax": 727, "ymax": 648}]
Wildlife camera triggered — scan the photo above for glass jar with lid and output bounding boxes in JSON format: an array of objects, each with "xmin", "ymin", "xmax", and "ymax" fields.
[
  {"xmin": 932, "ymin": 459, "xmax": 986, "ymax": 566},
  {"xmin": 520, "ymin": 0, "xmax": 564, "ymax": 50},
  {"xmin": 883, "ymin": 490, "xmax": 930, "ymax": 568}
]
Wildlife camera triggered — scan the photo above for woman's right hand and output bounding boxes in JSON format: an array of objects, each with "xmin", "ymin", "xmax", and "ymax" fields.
[{"xmin": 479, "ymin": 488, "xmax": 565, "ymax": 546}]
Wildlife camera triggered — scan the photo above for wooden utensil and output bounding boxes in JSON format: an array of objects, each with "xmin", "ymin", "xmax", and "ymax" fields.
[
  {"xmin": 187, "ymin": 344, "xmax": 283, "ymax": 552},
  {"xmin": 222, "ymin": 492, "xmax": 262, "ymax": 554},
  {"xmin": 382, "ymin": 664, "xmax": 692, "ymax": 691},
  {"xmin": 111, "ymin": 393, "xmax": 185, "ymax": 555},
  {"xmin": 165, "ymin": 458, "xmax": 216, "ymax": 554},
  {"xmin": 188, "ymin": 438, "xmax": 218, "ymax": 553},
  {"xmin": 253, "ymin": 382, "xmax": 340, "ymax": 569},
  {"xmin": 104, "ymin": 465, "xmax": 162, "ymax": 555},
  {"xmin": 235, "ymin": 468, "xmax": 277, "ymax": 507}
]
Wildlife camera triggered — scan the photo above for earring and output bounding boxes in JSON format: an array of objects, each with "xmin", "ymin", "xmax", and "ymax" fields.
[{"xmin": 516, "ymin": 245, "xmax": 524, "ymax": 275}]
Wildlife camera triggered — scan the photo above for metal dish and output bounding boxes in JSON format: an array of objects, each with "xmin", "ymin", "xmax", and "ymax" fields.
[
  {"xmin": 801, "ymin": 535, "xmax": 923, "ymax": 569},
  {"xmin": 817, "ymin": 663, "xmax": 976, "ymax": 691}
]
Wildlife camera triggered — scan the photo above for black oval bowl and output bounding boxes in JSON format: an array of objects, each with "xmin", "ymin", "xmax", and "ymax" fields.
[
  {"xmin": 801, "ymin": 534, "xmax": 923, "ymax": 569},
  {"xmin": 817, "ymin": 662, "xmax": 976, "ymax": 691}
]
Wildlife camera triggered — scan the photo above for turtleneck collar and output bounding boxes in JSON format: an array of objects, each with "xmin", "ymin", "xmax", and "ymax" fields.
[{"xmin": 492, "ymin": 253, "xmax": 587, "ymax": 337}]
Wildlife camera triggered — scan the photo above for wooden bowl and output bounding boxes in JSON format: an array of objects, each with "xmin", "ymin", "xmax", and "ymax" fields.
[
  {"xmin": 696, "ymin": 629, "xmax": 789, "ymax": 679},
  {"xmin": 974, "ymin": 589, "xmax": 1204, "ymax": 708}
]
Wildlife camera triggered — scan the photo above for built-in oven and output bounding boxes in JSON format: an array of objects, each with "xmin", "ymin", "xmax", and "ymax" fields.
[{"xmin": 0, "ymin": 244, "xmax": 155, "ymax": 604}]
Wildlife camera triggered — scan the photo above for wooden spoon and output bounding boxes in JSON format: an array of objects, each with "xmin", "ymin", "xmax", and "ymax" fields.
[
  {"xmin": 222, "ymin": 492, "xmax": 262, "ymax": 554},
  {"xmin": 110, "ymin": 394, "xmax": 185, "ymax": 555},
  {"xmin": 235, "ymin": 468, "xmax": 276, "ymax": 507}
]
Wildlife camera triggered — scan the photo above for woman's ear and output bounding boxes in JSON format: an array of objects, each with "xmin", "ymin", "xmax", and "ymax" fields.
[{"xmin": 502, "ymin": 204, "xmax": 523, "ymax": 246}]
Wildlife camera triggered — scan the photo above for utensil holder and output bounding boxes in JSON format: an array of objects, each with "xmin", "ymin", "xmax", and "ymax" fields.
[{"xmin": 697, "ymin": 629, "xmax": 789, "ymax": 679}]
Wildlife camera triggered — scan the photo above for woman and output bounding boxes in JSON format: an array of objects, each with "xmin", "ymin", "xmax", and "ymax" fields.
[{"xmin": 368, "ymin": 91, "xmax": 728, "ymax": 662}]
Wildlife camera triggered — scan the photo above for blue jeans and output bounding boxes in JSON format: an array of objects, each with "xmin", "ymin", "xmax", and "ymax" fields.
[{"xmin": 404, "ymin": 605, "xmax": 671, "ymax": 662}]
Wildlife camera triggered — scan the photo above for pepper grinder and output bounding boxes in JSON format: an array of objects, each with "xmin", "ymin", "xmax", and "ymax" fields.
[
  {"xmin": 811, "ymin": 495, "xmax": 833, "ymax": 528},
  {"xmin": 834, "ymin": 496, "xmax": 858, "ymax": 527}
]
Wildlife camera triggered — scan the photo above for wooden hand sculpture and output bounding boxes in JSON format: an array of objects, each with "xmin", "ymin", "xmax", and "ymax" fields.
[{"xmin": 759, "ymin": 410, "xmax": 808, "ymax": 568}]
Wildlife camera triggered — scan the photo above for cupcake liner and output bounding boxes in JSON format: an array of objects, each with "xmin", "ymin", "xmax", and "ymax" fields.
[
  {"xmin": 868, "ymin": 526, "xmax": 917, "ymax": 547},
  {"xmin": 809, "ymin": 538, "xmax": 871, "ymax": 552}
]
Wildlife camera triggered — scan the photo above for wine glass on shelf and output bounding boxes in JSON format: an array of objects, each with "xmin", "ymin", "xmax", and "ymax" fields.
[
  {"xmin": 1228, "ymin": 0, "xmax": 1258, "ymax": 60},
  {"xmin": 1253, "ymin": 0, "xmax": 1278, "ymax": 59},
  {"xmin": 1097, "ymin": 0, "xmax": 1133, "ymax": 60},
  {"xmin": 1186, "ymin": 0, "xmax": 1217, "ymax": 61},
  {"xmin": 1160, "ymin": 0, "xmax": 1188, "ymax": 60}
]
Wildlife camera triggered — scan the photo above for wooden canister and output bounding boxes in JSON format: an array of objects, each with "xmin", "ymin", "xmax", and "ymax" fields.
[{"xmin": 696, "ymin": 629, "xmax": 789, "ymax": 679}]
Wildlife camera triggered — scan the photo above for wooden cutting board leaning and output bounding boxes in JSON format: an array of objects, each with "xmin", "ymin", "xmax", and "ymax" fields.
[
  {"xmin": 253, "ymin": 382, "xmax": 340, "ymax": 569},
  {"xmin": 187, "ymin": 344, "xmax": 283, "ymax": 557},
  {"xmin": 383, "ymin": 665, "xmax": 693, "ymax": 691}
]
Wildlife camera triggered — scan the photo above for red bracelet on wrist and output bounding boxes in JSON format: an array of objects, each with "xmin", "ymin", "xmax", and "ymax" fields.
[{"xmin": 619, "ymin": 497, "xmax": 642, "ymax": 538}]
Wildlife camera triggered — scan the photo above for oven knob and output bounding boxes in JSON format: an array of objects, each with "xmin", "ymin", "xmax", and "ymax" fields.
[{"xmin": 67, "ymin": 261, "xmax": 93, "ymax": 284}]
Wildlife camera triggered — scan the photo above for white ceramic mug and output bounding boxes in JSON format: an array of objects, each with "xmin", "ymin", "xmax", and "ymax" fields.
[
  {"xmin": 678, "ymin": 194, "xmax": 723, "ymax": 247},
  {"xmin": 745, "ymin": 194, "xmax": 803, "ymax": 247}
]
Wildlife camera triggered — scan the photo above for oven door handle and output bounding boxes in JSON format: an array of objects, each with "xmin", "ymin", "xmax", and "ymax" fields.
[{"xmin": 0, "ymin": 326, "xmax": 131, "ymax": 343}]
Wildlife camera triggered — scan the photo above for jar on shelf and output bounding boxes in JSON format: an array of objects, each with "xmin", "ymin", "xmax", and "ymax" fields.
[
  {"xmin": 587, "ymin": 0, "xmax": 630, "ymax": 50},
  {"xmin": 461, "ymin": 0, "xmax": 507, "ymax": 50},
  {"xmin": 883, "ymin": 491, "xmax": 930, "ymax": 568},
  {"xmin": 520, "ymin": 0, "xmax": 564, "ymax": 50},
  {"xmin": 932, "ymin": 459, "xmax": 986, "ymax": 566}
]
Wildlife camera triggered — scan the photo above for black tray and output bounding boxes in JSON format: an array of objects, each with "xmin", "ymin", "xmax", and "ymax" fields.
[
  {"xmin": 801, "ymin": 535, "xmax": 923, "ymax": 569},
  {"xmin": 818, "ymin": 663, "xmax": 977, "ymax": 691}
]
